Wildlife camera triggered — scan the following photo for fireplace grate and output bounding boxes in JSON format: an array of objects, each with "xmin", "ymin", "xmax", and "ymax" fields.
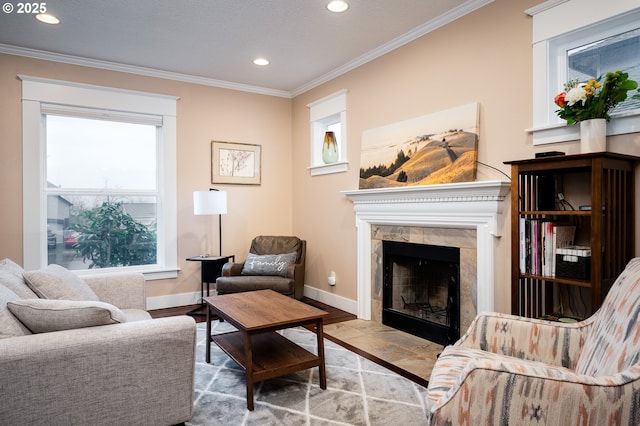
[{"xmin": 400, "ymin": 295, "xmax": 449, "ymax": 322}]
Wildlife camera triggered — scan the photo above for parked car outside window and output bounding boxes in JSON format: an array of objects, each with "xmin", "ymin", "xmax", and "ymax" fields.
[
  {"xmin": 47, "ymin": 227, "xmax": 56, "ymax": 249},
  {"xmin": 64, "ymin": 231, "xmax": 79, "ymax": 248}
]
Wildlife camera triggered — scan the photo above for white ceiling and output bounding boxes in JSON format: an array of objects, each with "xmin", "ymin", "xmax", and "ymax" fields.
[{"xmin": 0, "ymin": 0, "xmax": 490, "ymax": 97}]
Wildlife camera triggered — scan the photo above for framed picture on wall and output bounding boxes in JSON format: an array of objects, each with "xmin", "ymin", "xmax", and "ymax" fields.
[{"xmin": 211, "ymin": 141, "xmax": 261, "ymax": 185}]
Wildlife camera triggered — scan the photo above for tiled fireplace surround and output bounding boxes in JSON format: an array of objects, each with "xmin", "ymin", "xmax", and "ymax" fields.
[{"xmin": 343, "ymin": 181, "xmax": 510, "ymax": 338}]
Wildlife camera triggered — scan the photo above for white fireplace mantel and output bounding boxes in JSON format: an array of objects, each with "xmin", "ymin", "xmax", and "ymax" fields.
[{"xmin": 342, "ymin": 180, "xmax": 511, "ymax": 320}]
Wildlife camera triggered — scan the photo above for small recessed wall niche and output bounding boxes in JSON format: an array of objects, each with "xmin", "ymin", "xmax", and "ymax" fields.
[{"xmin": 307, "ymin": 89, "xmax": 348, "ymax": 176}]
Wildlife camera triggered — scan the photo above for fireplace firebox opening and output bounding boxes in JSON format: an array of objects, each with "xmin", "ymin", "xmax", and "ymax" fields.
[{"xmin": 382, "ymin": 240, "xmax": 460, "ymax": 345}]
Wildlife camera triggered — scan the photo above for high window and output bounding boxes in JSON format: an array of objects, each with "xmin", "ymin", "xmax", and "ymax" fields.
[
  {"xmin": 566, "ymin": 28, "xmax": 640, "ymax": 117},
  {"xmin": 527, "ymin": 1, "xmax": 640, "ymax": 145},
  {"xmin": 21, "ymin": 76, "xmax": 178, "ymax": 279}
]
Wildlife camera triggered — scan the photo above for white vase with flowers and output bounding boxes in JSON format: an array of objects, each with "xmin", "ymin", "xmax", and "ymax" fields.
[{"xmin": 554, "ymin": 71, "xmax": 639, "ymax": 153}]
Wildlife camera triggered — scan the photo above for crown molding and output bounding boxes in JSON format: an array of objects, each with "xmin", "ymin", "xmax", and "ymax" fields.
[
  {"xmin": 1, "ymin": 0, "xmax": 494, "ymax": 100},
  {"xmin": 525, "ymin": 0, "xmax": 569, "ymax": 16},
  {"xmin": 0, "ymin": 43, "xmax": 292, "ymax": 99},
  {"xmin": 291, "ymin": 0, "xmax": 494, "ymax": 97}
]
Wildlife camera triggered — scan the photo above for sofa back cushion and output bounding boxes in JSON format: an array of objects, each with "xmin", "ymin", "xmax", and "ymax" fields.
[
  {"xmin": 576, "ymin": 257, "xmax": 640, "ymax": 377},
  {"xmin": 0, "ymin": 258, "xmax": 38, "ymax": 299},
  {"xmin": 23, "ymin": 264, "xmax": 99, "ymax": 301},
  {"xmin": 0, "ymin": 284, "xmax": 32, "ymax": 338}
]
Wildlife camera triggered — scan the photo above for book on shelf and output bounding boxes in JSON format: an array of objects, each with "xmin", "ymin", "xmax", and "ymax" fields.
[
  {"xmin": 543, "ymin": 221, "xmax": 555, "ymax": 277},
  {"xmin": 519, "ymin": 217, "xmax": 526, "ymax": 274},
  {"xmin": 551, "ymin": 225, "xmax": 576, "ymax": 277},
  {"xmin": 518, "ymin": 218, "xmax": 575, "ymax": 277}
]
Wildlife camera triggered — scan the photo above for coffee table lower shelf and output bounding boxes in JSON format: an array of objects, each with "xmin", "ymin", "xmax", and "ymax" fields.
[{"xmin": 212, "ymin": 330, "xmax": 323, "ymax": 383}]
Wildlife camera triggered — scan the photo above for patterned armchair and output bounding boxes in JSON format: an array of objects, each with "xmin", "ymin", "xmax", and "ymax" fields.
[{"xmin": 426, "ymin": 257, "xmax": 640, "ymax": 425}]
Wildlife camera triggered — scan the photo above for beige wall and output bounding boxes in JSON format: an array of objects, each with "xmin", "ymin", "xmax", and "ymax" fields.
[
  {"xmin": 292, "ymin": 0, "xmax": 542, "ymax": 312},
  {"xmin": 1, "ymin": 0, "xmax": 638, "ymax": 312},
  {"xmin": 0, "ymin": 54, "xmax": 293, "ymax": 300}
]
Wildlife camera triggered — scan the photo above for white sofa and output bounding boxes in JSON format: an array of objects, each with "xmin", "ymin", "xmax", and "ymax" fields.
[{"xmin": 0, "ymin": 259, "xmax": 196, "ymax": 426}]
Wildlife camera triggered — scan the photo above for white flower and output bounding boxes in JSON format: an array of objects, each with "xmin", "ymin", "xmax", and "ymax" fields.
[{"xmin": 565, "ymin": 85, "xmax": 587, "ymax": 106}]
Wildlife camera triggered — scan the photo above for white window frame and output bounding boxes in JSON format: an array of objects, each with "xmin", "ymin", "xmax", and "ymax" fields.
[
  {"xmin": 527, "ymin": 0, "xmax": 640, "ymax": 145},
  {"xmin": 20, "ymin": 75, "xmax": 179, "ymax": 280},
  {"xmin": 307, "ymin": 89, "xmax": 348, "ymax": 176}
]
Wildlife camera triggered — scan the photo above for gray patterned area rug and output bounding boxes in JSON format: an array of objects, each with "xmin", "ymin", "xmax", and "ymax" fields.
[{"xmin": 188, "ymin": 321, "xmax": 428, "ymax": 426}]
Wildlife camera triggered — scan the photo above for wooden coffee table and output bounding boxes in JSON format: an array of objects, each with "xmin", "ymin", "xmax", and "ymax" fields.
[{"xmin": 204, "ymin": 289, "xmax": 328, "ymax": 411}]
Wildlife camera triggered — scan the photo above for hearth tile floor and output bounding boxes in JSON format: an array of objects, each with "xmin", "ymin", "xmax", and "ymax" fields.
[{"xmin": 323, "ymin": 319, "xmax": 443, "ymax": 383}]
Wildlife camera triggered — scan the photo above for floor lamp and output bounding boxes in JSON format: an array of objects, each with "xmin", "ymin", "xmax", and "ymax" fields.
[{"xmin": 193, "ymin": 189, "xmax": 228, "ymax": 256}]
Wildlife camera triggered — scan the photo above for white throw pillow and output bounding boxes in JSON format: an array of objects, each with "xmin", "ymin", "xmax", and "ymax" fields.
[
  {"xmin": 7, "ymin": 299, "xmax": 127, "ymax": 333},
  {"xmin": 23, "ymin": 264, "xmax": 99, "ymax": 301}
]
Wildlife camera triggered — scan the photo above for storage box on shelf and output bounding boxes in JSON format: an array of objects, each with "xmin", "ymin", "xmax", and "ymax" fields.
[
  {"xmin": 505, "ymin": 152, "xmax": 638, "ymax": 319},
  {"xmin": 555, "ymin": 246, "xmax": 591, "ymax": 280}
]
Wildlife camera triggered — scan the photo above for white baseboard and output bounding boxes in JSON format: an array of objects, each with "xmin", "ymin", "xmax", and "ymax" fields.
[
  {"xmin": 146, "ymin": 292, "xmax": 200, "ymax": 311},
  {"xmin": 147, "ymin": 286, "xmax": 358, "ymax": 316},
  {"xmin": 303, "ymin": 285, "xmax": 357, "ymax": 316}
]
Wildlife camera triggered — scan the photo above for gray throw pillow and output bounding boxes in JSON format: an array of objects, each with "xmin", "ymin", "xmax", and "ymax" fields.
[
  {"xmin": 23, "ymin": 264, "xmax": 99, "ymax": 301},
  {"xmin": 241, "ymin": 252, "xmax": 297, "ymax": 277},
  {"xmin": 7, "ymin": 299, "xmax": 127, "ymax": 334},
  {"xmin": 0, "ymin": 258, "xmax": 24, "ymax": 276},
  {"xmin": 0, "ymin": 284, "xmax": 32, "ymax": 338},
  {"xmin": 0, "ymin": 259, "xmax": 38, "ymax": 299}
]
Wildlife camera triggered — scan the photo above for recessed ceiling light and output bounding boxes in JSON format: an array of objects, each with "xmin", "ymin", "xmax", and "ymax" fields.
[
  {"xmin": 327, "ymin": 1, "xmax": 349, "ymax": 13},
  {"xmin": 35, "ymin": 13, "xmax": 60, "ymax": 24},
  {"xmin": 253, "ymin": 58, "xmax": 269, "ymax": 66}
]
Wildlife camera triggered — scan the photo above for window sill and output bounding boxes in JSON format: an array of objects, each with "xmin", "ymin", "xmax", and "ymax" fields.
[
  {"xmin": 77, "ymin": 267, "xmax": 179, "ymax": 281},
  {"xmin": 308, "ymin": 161, "xmax": 348, "ymax": 176},
  {"xmin": 142, "ymin": 268, "xmax": 180, "ymax": 281},
  {"xmin": 527, "ymin": 111, "xmax": 640, "ymax": 146}
]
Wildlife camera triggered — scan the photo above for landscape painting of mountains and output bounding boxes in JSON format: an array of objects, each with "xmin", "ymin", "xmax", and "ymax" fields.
[{"xmin": 359, "ymin": 103, "xmax": 479, "ymax": 189}]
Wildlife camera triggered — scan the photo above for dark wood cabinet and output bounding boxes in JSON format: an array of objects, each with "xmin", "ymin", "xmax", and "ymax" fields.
[{"xmin": 505, "ymin": 153, "xmax": 637, "ymax": 319}]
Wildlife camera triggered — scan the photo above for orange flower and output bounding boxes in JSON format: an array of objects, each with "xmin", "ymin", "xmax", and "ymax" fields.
[{"xmin": 554, "ymin": 92, "xmax": 566, "ymax": 107}]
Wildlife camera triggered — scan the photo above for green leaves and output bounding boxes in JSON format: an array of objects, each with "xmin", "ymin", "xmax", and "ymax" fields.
[
  {"xmin": 555, "ymin": 70, "xmax": 639, "ymax": 124},
  {"xmin": 70, "ymin": 200, "xmax": 156, "ymax": 268}
]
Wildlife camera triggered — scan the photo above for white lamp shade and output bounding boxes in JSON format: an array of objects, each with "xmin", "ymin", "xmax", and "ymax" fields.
[{"xmin": 193, "ymin": 190, "xmax": 227, "ymax": 215}]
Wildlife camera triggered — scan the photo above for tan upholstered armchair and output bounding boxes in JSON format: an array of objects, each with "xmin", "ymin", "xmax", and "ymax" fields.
[
  {"xmin": 215, "ymin": 235, "xmax": 306, "ymax": 299},
  {"xmin": 426, "ymin": 257, "xmax": 640, "ymax": 425}
]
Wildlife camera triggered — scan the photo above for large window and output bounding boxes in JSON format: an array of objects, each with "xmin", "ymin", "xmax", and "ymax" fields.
[
  {"xmin": 528, "ymin": 1, "xmax": 640, "ymax": 145},
  {"xmin": 21, "ymin": 76, "xmax": 178, "ymax": 279},
  {"xmin": 45, "ymin": 114, "xmax": 158, "ymax": 271}
]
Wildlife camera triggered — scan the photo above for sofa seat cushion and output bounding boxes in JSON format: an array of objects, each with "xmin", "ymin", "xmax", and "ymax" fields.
[
  {"xmin": 7, "ymin": 299, "xmax": 127, "ymax": 333},
  {"xmin": 0, "ymin": 284, "xmax": 32, "ymax": 338},
  {"xmin": 216, "ymin": 275, "xmax": 295, "ymax": 296},
  {"xmin": 0, "ymin": 258, "xmax": 38, "ymax": 299},
  {"xmin": 241, "ymin": 252, "xmax": 297, "ymax": 277},
  {"xmin": 23, "ymin": 264, "xmax": 99, "ymax": 301},
  {"xmin": 121, "ymin": 308, "xmax": 153, "ymax": 322}
]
